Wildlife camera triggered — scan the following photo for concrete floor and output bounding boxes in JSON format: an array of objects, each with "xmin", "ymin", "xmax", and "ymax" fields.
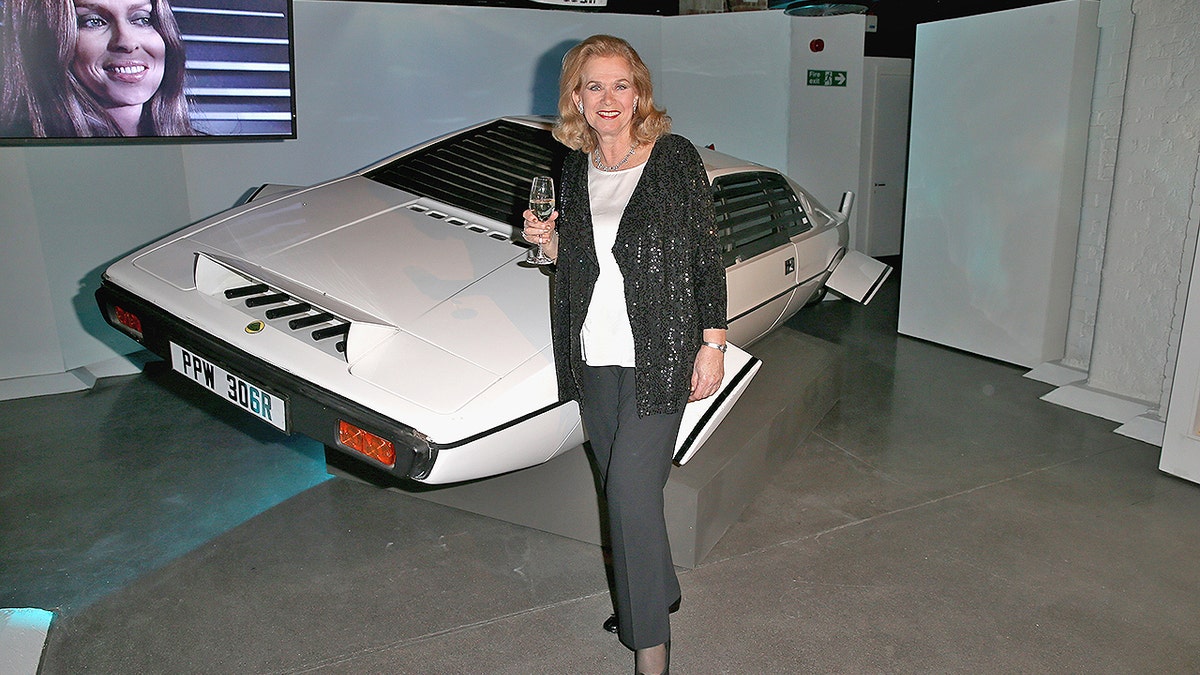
[{"xmin": 3, "ymin": 277, "xmax": 1200, "ymax": 674}]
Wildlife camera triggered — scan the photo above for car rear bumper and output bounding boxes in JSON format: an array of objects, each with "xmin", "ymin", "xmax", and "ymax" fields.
[{"xmin": 95, "ymin": 280, "xmax": 438, "ymax": 479}]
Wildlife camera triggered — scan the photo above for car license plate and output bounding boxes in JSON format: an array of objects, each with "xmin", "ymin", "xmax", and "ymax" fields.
[{"xmin": 169, "ymin": 342, "xmax": 287, "ymax": 432}]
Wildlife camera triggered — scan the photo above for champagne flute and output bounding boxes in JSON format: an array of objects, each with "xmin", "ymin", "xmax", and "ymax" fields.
[{"xmin": 526, "ymin": 176, "xmax": 555, "ymax": 265}]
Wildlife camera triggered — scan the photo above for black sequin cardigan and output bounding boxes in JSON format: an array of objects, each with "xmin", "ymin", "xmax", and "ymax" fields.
[{"xmin": 551, "ymin": 134, "xmax": 728, "ymax": 417}]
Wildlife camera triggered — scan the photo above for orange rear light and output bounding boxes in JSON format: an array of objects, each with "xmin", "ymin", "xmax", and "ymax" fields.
[
  {"xmin": 114, "ymin": 306, "xmax": 143, "ymax": 337},
  {"xmin": 338, "ymin": 420, "xmax": 396, "ymax": 467}
]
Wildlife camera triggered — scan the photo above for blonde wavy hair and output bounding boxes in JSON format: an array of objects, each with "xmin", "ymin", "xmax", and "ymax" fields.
[{"xmin": 552, "ymin": 34, "xmax": 670, "ymax": 153}]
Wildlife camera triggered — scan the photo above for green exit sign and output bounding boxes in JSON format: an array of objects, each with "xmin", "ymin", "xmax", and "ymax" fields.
[{"xmin": 807, "ymin": 70, "xmax": 848, "ymax": 87}]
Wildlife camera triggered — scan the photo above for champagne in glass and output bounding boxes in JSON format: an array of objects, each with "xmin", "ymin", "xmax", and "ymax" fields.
[{"xmin": 526, "ymin": 176, "xmax": 555, "ymax": 265}]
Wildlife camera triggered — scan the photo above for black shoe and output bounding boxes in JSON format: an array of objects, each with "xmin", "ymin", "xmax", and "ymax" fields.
[
  {"xmin": 604, "ymin": 597, "xmax": 681, "ymax": 634},
  {"xmin": 603, "ymin": 613, "xmax": 619, "ymax": 634}
]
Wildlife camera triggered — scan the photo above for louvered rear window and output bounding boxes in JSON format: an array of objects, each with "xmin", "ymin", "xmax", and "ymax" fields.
[
  {"xmin": 713, "ymin": 171, "xmax": 811, "ymax": 266},
  {"xmin": 364, "ymin": 120, "xmax": 567, "ymax": 226}
]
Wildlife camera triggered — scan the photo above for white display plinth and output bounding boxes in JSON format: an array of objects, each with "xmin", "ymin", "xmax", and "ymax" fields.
[{"xmin": 329, "ymin": 328, "xmax": 841, "ymax": 568}]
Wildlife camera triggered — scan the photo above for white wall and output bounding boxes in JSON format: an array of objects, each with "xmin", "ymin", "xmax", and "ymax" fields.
[
  {"xmin": 662, "ymin": 12, "xmax": 793, "ymax": 171},
  {"xmin": 786, "ymin": 14, "xmax": 865, "ymax": 227},
  {"xmin": 0, "ymin": 154, "xmax": 66, "ymax": 379},
  {"xmin": 0, "ymin": 146, "xmax": 194, "ymax": 381},
  {"xmin": 1084, "ymin": 0, "xmax": 1200, "ymax": 410},
  {"xmin": 1046, "ymin": 0, "xmax": 1200, "ymax": 437},
  {"xmin": 661, "ymin": 11, "xmax": 865, "ymax": 219},
  {"xmin": 1061, "ymin": 0, "xmax": 1135, "ymax": 373}
]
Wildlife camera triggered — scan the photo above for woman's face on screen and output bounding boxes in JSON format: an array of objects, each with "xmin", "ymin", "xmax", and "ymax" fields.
[{"xmin": 71, "ymin": 0, "xmax": 166, "ymax": 116}]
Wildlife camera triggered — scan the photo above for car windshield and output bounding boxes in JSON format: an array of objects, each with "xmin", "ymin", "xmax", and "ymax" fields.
[{"xmin": 365, "ymin": 120, "xmax": 567, "ymax": 226}]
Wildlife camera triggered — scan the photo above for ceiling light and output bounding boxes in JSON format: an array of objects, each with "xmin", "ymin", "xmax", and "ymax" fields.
[{"xmin": 772, "ymin": 1, "xmax": 870, "ymax": 16}]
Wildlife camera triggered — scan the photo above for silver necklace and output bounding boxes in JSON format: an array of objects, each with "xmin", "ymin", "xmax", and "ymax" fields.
[{"xmin": 592, "ymin": 142, "xmax": 639, "ymax": 172}]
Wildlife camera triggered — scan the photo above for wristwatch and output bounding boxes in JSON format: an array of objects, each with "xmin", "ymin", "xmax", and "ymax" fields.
[{"xmin": 701, "ymin": 341, "xmax": 727, "ymax": 353}]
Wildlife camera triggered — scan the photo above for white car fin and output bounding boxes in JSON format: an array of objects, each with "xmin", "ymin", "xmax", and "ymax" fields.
[
  {"xmin": 673, "ymin": 343, "xmax": 762, "ymax": 466},
  {"xmin": 826, "ymin": 249, "xmax": 893, "ymax": 305}
]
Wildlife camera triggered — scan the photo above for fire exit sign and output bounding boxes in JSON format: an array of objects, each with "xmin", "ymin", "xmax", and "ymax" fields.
[{"xmin": 807, "ymin": 70, "xmax": 848, "ymax": 87}]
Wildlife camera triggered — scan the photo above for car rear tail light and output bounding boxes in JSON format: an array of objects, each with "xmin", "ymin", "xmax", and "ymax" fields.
[
  {"xmin": 338, "ymin": 420, "xmax": 396, "ymax": 467},
  {"xmin": 114, "ymin": 306, "xmax": 143, "ymax": 338}
]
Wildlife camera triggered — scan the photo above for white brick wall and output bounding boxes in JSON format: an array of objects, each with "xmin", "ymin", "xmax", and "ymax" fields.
[
  {"xmin": 1062, "ymin": 0, "xmax": 1133, "ymax": 371},
  {"xmin": 1069, "ymin": 0, "xmax": 1200, "ymax": 414}
]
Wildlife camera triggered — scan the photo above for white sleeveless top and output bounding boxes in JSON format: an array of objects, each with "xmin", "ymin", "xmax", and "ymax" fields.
[{"xmin": 580, "ymin": 161, "xmax": 646, "ymax": 367}]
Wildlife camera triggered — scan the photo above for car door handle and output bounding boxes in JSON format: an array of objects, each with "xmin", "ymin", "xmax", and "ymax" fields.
[{"xmin": 785, "ymin": 257, "xmax": 795, "ymax": 275}]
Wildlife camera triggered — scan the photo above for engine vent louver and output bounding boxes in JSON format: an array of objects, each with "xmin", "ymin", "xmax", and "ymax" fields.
[
  {"xmin": 244, "ymin": 292, "xmax": 289, "ymax": 307},
  {"xmin": 264, "ymin": 302, "xmax": 311, "ymax": 319},
  {"xmin": 223, "ymin": 282, "xmax": 350, "ymax": 359},
  {"xmin": 288, "ymin": 312, "xmax": 335, "ymax": 330},
  {"xmin": 404, "ymin": 202, "xmax": 513, "ymax": 242},
  {"xmin": 312, "ymin": 324, "xmax": 350, "ymax": 341},
  {"xmin": 224, "ymin": 283, "xmax": 269, "ymax": 298},
  {"xmin": 365, "ymin": 120, "xmax": 567, "ymax": 226}
]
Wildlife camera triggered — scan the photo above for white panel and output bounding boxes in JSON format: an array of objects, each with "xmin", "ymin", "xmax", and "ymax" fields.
[
  {"xmin": 1161, "ymin": 244, "xmax": 1200, "ymax": 484},
  {"xmin": 897, "ymin": 0, "xmax": 1100, "ymax": 368},
  {"xmin": 1084, "ymin": 0, "xmax": 1199, "ymax": 404}
]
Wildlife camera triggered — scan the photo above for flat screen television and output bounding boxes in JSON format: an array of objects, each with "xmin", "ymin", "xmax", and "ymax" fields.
[{"xmin": 0, "ymin": 0, "xmax": 297, "ymax": 143}]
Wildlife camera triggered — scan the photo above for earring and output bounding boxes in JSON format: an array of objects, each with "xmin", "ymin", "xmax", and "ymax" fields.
[
  {"xmin": 577, "ymin": 102, "xmax": 584, "ymax": 114},
  {"xmin": 633, "ymin": 98, "xmax": 638, "ymax": 114}
]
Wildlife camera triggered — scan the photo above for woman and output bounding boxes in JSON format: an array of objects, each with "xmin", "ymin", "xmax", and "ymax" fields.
[
  {"xmin": 523, "ymin": 34, "xmax": 727, "ymax": 675},
  {"xmin": 0, "ymin": 0, "xmax": 192, "ymax": 137}
]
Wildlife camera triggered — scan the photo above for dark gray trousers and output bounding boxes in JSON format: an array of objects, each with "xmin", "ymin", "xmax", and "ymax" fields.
[{"xmin": 578, "ymin": 365, "xmax": 684, "ymax": 650}]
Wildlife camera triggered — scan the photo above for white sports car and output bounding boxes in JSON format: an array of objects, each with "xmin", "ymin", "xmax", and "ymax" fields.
[{"xmin": 96, "ymin": 117, "xmax": 886, "ymax": 484}]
